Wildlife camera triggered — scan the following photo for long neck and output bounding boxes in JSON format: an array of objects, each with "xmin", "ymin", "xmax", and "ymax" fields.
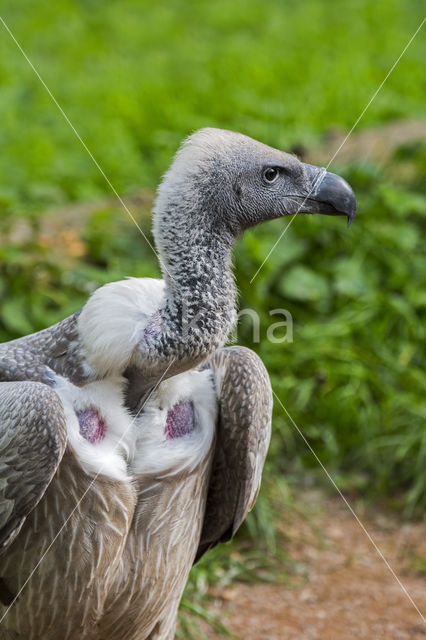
[
  {"xmin": 164, "ymin": 235, "xmax": 236, "ymax": 342},
  {"xmin": 144, "ymin": 215, "xmax": 238, "ymax": 370}
]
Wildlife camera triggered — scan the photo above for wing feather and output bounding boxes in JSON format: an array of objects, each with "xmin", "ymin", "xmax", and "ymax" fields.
[
  {"xmin": 195, "ymin": 346, "xmax": 272, "ymax": 562},
  {"xmin": 0, "ymin": 381, "xmax": 67, "ymax": 550}
]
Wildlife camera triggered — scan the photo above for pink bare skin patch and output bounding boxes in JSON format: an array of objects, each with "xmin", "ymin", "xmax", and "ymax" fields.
[
  {"xmin": 77, "ymin": 408, "xmax": 106, "ymax": 443},
  {"xmin": 165, "ymin": 401, "xmax": 194, "ymax": 440}
]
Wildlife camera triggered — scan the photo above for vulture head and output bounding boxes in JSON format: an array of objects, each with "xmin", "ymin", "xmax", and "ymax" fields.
[
  {"xmin": 130, "ymin": 128, "xmax": 356, "ymax": 387},
  {"xmin": 154, "ymin": 127, "xmax": 356, "ymax": 250}
]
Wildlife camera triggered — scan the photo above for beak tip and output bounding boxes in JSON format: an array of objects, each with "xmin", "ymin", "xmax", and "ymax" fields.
[
  {"xmin": 301, "ymin": 164, "xmax": 357, "ymax": 226},
  {"xmin": 346, "ymin": 203, "xmax": 357, "ymax": 228}
]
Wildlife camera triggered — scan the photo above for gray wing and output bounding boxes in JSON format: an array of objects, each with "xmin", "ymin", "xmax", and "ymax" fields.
[
  {"xmin": 0, "ymin": 312, "xmax": 93, "ymax": 387},
  {"xmin": 0, "ymin": 381, "xmax": 67, "ymax": 550},
  {"xmin": 195, "ymin": 346, "xmax": 272, "ymax": 562}
]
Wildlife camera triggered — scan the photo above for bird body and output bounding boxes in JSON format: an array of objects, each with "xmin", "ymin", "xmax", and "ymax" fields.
[
  {"xmin": 0, "ymin": 129, "xmax": 356, "ymax": 639},
  {"xmin": 0, "ymin": 278, "xmax": 270, "ymax": 640}
]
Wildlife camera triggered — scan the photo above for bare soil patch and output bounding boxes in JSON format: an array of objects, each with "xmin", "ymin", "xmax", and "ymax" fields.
[{"xmin": 203, "ymin": 493, "xmax": 426, "ymax": 640}]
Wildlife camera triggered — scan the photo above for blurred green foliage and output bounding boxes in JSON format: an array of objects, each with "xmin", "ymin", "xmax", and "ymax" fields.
[
  {"xmin": 0, "ymin": 0, "xmax": 425, "ymax": 635},
  {"xmin": 237, "ymin": 147, "xmax": 426, "ymax": 514},
  {"xmin": 0, "ymin": 0, "xmax": 425, "ymax": 214}
]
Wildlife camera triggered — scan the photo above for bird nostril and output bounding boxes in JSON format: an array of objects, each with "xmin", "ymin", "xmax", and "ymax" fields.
[{"xmin": 310, "ymin": 167, "xmax": 328, "ymax": 195}]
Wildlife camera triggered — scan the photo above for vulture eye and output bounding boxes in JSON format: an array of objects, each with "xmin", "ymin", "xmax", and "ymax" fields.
[{"xmin": 263, "ymin": 167, "xmax": 280, "ymax": 183}]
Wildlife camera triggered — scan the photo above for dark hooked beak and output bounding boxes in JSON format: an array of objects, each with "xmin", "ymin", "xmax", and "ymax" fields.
[{"xmin": 296, "ymin": 163, "xmax": 357, "ymax": 227}]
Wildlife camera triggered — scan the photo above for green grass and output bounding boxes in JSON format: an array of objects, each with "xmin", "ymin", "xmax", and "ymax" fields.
[
  {"xmin": 0, "ymin": 0, "xmax": 424, "ymax": 215},
  {"xmin": 237, "ymin": 147, "xmax": 426, "ymax": 515}
]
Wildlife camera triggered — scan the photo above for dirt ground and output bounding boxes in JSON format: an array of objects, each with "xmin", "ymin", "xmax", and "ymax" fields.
[{"xmin": 203, "ymin": 492, "xmax": 426, "ymax": 640}]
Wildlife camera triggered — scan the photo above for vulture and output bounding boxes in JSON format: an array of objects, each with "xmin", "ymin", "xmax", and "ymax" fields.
[{"xmin": 0, "ymin": 128, "xmax": 356, "ymax": 640}]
